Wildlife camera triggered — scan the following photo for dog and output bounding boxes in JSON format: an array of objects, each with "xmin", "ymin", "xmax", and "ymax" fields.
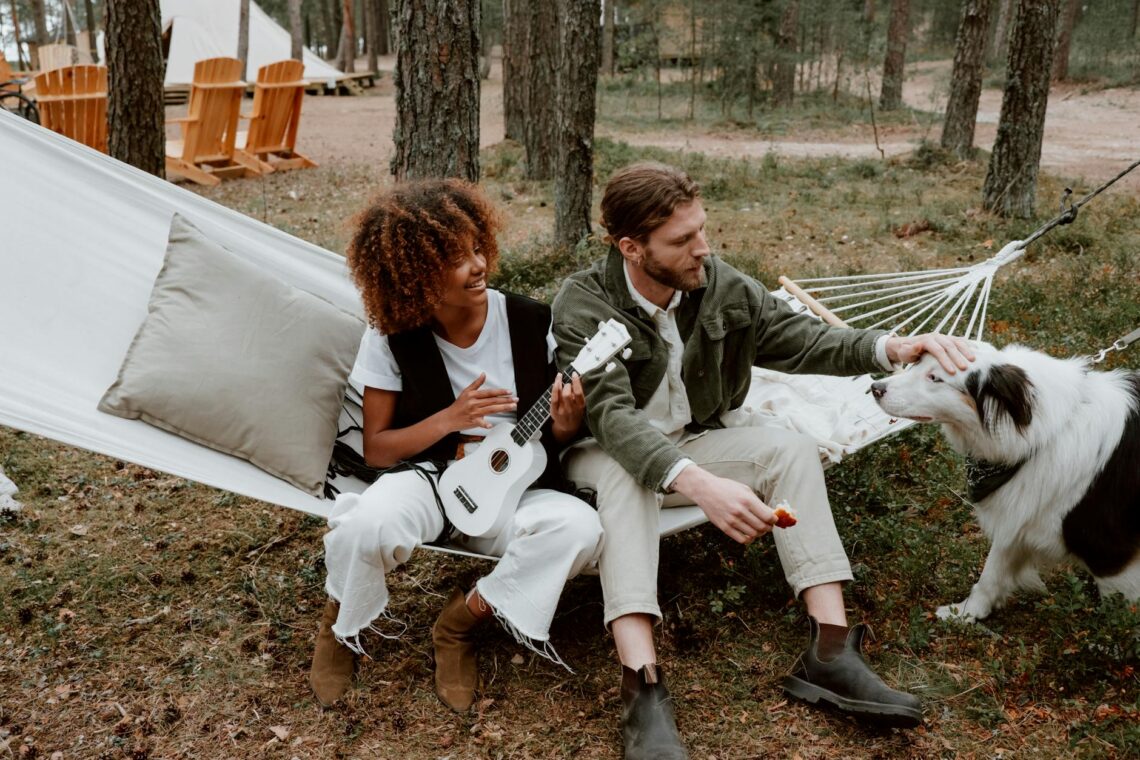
[{"xmin": 870, "ymin": 342, "xmax": 1140, "ymax": 621}]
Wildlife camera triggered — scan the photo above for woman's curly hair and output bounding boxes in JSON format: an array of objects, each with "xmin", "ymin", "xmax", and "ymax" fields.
[{"xmin": 347, "ymin": 178, "xmax": 503, "ymax": 334}]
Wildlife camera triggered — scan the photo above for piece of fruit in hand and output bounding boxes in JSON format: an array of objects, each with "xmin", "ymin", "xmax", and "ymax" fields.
[{"xmin": 773, "ymin": 499, "xmax": 798, "ymax": 529}]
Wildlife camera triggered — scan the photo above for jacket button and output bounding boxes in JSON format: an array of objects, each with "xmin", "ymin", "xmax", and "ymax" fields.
[{"xmin": 698, "ymin": 369, "xmax": 705, "ymax": 377}]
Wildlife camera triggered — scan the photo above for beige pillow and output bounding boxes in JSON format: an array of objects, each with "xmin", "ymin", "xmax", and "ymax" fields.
[{"xmin": 99, "ymin": 214, "xmax": 364, "ymax": 496}]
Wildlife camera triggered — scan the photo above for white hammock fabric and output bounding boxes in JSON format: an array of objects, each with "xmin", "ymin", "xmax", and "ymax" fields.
[{"xmin": 0, "ymin": 110, "xmax": 960, "ymax": 553}]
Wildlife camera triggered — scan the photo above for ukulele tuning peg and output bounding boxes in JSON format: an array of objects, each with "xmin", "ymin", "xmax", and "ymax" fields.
[
  {"xmin": 604, "ymin": 361, "xmax": 617, "ymax": 373},
  {"xmin": 598, "ymin": 321, "xmax": 606, "ymax": 330},
  {"xmin": 621, "ymin": 348, "xmax": 633, "ymax": 360}
]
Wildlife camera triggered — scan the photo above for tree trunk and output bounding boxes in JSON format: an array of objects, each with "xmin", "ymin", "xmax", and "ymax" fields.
[
  {"xmin": 234, "ymin": 0, "xmax": 248, "ymax": 71},
  {"xmin": 879, "ymin": 0, "xmax": 909, "ymax": 110},
  {"xmin": 30, "ymin": 0, "xmax": 48, "ymax": 70},
  {"xmin": 1131, "ymin": 0, "xmax": 1139, "ymax": 42},
  {"xmin": 9, "ymin": 0, "xmax": 27, "ymax": 69},
  {"xmin": 502, "ymin": 0, "xmax": 527, "ymax": 141},
  {"xmin": 941, "ymin": 0, "xmax": 993, "ymax": 159},
  {"xmin": 1051, "ymin": 0, "xmax": 1079, "ymax": 81},
  {"xmin": 554, "ymin": 0, "xmax": 600, "ymax": 249},
  {"xmin": 391, "ymin": 0, "xmax": 480, "ymax": 181},
  {"xmin": 524, "ymin": 0, "xmax": 558, "ymax": 180},
  {"xmin": 375, "ymin": 0, "xmax": 391, "ymax": 55},
  {"xmin": 64, "ymin": 2, "xmax": 78, "ymax": 46},
  {"xmin": 84, "ymin": 0, "xmax": 99, "ymax": 62},
  {"xmin": 323, "ymin": 0, "xmax": 339, "ymax": 59},
  {"xmin": 341, "ymin": 0, "xmax": 356, "ymax": 72},
  {"xmin": 106, "ymin": 0, "xmax": 165, "ymax": 178},
  {"xmin": 289, "ymin": 0, "xmax": 304, "ymax": 60},
  {"xmin": 363, "ymin": 0, "xmax": 378, "ymax": 72},
  {"xmin": 601, "ymin": 0, "xmax": 615, "ymax": 76},
  {"xmin": 773, "ymin": 0, "xmax": 798, "ymax": 108},
  {"xmin": 990, "ymin": 0, "xmax": 1013, "ymax": 61},
  {"xmin": 982, "ymin": 0, "xmax": 1058, "ymax": 218}
]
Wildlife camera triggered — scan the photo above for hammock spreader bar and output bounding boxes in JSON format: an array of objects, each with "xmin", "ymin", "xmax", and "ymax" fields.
[{"xmin": 777, "ymin": 158, "xmax": 1140, "ymax": 341}]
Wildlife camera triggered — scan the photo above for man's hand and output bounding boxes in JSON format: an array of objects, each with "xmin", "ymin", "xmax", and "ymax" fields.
[
  {"xmin": 885, "ymin": 333, "xmax": 975, "ymax": 374},
  {"xmin": 671, "ymin": 465, "xmax": 776, "ymax": 544}
]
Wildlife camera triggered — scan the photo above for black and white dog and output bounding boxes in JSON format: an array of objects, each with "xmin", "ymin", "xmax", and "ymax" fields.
[{"xmin": 870, "ymin": 342, "xmax": 1140, "ymax": 621}]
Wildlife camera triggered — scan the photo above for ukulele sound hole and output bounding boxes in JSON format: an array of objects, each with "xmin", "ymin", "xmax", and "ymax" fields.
[{"xmin": 490, "ymin": 450, "xmax": 510, "ymax": 473}]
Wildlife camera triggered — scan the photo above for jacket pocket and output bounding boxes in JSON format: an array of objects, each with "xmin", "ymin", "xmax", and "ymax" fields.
[{"xmin": 700, "ymin": 301, "xmax": 753, "ymax": 340}]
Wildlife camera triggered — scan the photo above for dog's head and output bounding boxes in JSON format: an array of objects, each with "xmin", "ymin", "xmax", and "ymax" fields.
[{"xmin": 871, "ymin": 342, "xmax": 1036, "ymax": 454}]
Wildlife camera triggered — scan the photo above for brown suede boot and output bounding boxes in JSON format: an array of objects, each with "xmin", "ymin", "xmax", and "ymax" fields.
[
  {"xmin": 308, "ymin": 599, "xmax": 356, "ymax": 707},
  {"xmin": 432, "ymin": 589, "xmax": 482, "ymax": 712}
]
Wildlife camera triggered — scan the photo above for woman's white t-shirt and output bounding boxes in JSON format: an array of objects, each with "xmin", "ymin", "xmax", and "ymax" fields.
[{"xmin": 350, "ymin": 289, "xmax": 557, "ymax": 438}]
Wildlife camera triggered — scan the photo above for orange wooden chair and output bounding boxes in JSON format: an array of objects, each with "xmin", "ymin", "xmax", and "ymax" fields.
[
  {"xmin": 32, "ymin": 64, "xmax": 108, "ymax": 153},
  {"xmin": 165, "ymin": 57, "xmax": 264, "ymax": 186},
  {"xmin": 237, "ymin": 60, "xmax": 318, "ymax": 173}
]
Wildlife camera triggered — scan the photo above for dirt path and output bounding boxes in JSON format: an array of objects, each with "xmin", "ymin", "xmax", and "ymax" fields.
[{"xmin": 246, "ymin": 55, "xmax": 1140, "ymax": 190}]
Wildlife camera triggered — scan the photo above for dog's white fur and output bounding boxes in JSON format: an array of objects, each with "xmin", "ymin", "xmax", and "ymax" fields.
[{"xmin": 872, "ymin": 342, "xmax": 1140, "ymax": 621}]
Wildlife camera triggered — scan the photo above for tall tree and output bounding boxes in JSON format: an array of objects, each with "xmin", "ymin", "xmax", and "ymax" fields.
[
  {"xmin": 941, "ymin": 0, "xmax": 994, "ymax": 159},
  {"xmin": 879, "ymin": 0, "xmax": 909, "ymax": 110},
  {"xmin": 502, "ymin": 0, "xmax": 527, "ymax": 140},
  {"xmin": 1051, "ymin": 0, "xmax": 1079, "ymax": 81},
  {"xmin": 64, "ymin": 0, "xmax": 78, "ymax": 46},
  {"xmin": 523, "ymin": 1, "xmax": 558, "ymax": 179},
  {"xmin": 990, "ymin": 0, "xmax": 1014, "ymax": 61},
  {"xmin": 84, "ymin": 0, "xmax": 99, "ymax": 62},
  {"xmin": 106, "ymin": 0, "xmax": 165, "ymax": 178},
  {"xmin": 30, "ymin": 0, "xmax": 48, "ymax": 70},
  {"xmin": 363, "ymin": 0, "xmax": 378, "ymax": 72},
  {"xmin": 391, "ymin": 0, "xmax": 480, "ymax": 181},
  {"xmin": 982, "ymin": 0, "xmax": 1058, "ymax": 218},
  {"xmin": 375, "ymin": 0, "xmax": 390, "ymax": 55},
  {"xmin": 601, "ymin": 0, "xmax": 615, "ymax": 76},
  {"xmin": 9, "ymin": 0, "xmax": 27, "ymax": 69},
  {"xmin": 238, "ymin": 0, "xmax": 251, "ymax": 71},
  {"xmin": 553, "ymin": 0, "xmax": 600, "ymax": 249},
  {"xmin": 341, "ymin": 0, "xmax": 356, "ymax": 72},
  {"xmin": 773, "ymin": 0, "xmax": 799, "ymax": 108},
  {"xmin": 289, "ymin": 0, "xmax": 304, "ymax": 60}
]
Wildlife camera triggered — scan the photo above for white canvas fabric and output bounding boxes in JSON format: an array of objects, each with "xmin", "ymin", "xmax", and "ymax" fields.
[
  {"xmin": 161, "ymin": 0, "xmax": 344, "ymax": 86},
  {"xmin": 0, "ymin": 110, "xmax": 906, "ymax": 543}
]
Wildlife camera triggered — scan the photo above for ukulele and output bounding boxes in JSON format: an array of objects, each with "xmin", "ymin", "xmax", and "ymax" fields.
[{"xmin": 439, "ymin": 319, "xmax": 632, "ymax": 538}]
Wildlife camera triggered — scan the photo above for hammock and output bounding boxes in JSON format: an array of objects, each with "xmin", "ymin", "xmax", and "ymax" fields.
[{"xmin": 0, "ymin": 110, "xmax": 1020, "ymax": 559}]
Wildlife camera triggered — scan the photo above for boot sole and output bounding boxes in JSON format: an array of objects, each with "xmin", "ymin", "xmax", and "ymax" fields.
[{"xmin": 782, "ymin": 675, "xmax": 922, "ymax": 728}]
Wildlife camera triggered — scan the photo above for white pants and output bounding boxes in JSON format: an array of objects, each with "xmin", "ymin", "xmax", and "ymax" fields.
[{"xmin": 324, "ymin": 466, "xmax": 604, "ymax": 657}]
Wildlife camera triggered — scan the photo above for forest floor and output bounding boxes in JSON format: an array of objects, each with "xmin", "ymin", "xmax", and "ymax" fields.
[{"xmin": 2, "ymin": 57, "xmax": 1139, "ymax": 760}]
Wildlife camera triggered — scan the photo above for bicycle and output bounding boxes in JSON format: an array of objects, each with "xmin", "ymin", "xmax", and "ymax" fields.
[{"xmin": 1, "ymin": 79, "xmax": 40, "ymax": 124}]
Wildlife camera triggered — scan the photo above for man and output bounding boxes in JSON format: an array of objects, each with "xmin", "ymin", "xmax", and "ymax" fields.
[{"xmin": 552, "ymin": 162, "xmax": 974, "ymax": 758}]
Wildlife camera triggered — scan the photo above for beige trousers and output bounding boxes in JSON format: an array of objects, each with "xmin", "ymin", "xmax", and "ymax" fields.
[{"xmin": 563, "ymin": 426, "xmax": 853, "ymax": 625}]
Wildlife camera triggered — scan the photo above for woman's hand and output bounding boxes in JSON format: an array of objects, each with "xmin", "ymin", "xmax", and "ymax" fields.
[
  {"xmin": 550, "ymin": 372, "xmax": 586, "ymax": 443},
  {"xmin": 445, "ymin": 373, "xmax": 517, "ymax": 431}
]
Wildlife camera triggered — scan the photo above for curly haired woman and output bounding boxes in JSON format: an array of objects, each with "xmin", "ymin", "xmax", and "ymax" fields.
[{"xmin": 309, "ymin": 179, "xmax": 603, "ymax": 711}]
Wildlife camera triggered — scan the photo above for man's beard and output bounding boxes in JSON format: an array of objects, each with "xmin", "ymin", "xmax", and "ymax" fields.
[{"xmin": 643, "ymin": 251, "xmax": 706, "ymax": 292}]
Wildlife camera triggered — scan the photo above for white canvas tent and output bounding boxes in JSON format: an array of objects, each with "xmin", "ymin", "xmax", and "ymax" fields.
[{"xmin": 161, "ymin": 0, "xmax": 343, "ymax": 86}]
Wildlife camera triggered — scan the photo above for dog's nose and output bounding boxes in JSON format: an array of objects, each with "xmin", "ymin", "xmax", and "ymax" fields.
[{"xmin": 870, "ymin": 381, "xmax": 886, "ymax": 399}]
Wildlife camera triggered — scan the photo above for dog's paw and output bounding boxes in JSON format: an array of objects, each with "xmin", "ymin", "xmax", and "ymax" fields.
[{"xmin": 936, "ymin": 602, "xmax": 979, "ymax": 622}]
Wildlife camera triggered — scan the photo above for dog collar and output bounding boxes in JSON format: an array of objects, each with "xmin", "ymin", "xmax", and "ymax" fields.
[{"xmin": 965, "ymin": 456, "xmax": 1026, "ymax": 502}]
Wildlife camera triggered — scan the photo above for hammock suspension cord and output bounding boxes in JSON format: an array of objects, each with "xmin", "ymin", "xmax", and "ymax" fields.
[{"xmin": 784, "ymin": 158, "xmax": 1140, "ymax": 342}]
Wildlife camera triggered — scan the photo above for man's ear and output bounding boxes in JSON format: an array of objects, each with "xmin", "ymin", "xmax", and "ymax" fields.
[{"xmin": 616, "ymin": 236, "xmax": 643, "ymax": 263}]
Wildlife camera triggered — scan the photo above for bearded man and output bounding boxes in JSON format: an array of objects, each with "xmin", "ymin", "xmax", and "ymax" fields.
[{"xmin": 552, "ymin": 162, "xmax": 973, "ymax": 758}]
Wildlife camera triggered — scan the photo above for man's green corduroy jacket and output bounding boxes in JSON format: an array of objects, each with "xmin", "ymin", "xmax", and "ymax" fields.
[{"xmin": 551, "ymin": 248, "xmax": 889, "ymax": 493}]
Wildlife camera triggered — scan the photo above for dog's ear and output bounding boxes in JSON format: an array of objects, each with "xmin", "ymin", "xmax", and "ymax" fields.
[{"xmin": 966, "ymin": 364, "xmax": 1034, "ymax": 433}]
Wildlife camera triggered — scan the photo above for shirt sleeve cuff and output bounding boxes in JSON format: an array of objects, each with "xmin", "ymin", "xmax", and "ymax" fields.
[
  {"xmin": 661, "ymin": 458, "xmax": 695, "ymax": 491},
  {"xmin": 874, "ymin": 334, "xmax": 898, "ymax": 372}
]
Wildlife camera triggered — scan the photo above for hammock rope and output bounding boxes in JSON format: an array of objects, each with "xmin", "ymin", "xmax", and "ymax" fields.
[{"xmin": 781, "ymin": 159, "xmax": 1140, "ymax": 341}]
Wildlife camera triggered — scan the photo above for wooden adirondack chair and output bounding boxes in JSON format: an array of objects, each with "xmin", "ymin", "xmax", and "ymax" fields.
[
  {"xmin": 165, "ymin": 58, "xmax": 264, "ymax": 186},
  {"xmin": 236, "ymin": 60, "xmax": 318, "ymax": 173},
  {"xmin": 32, "ymin": 64, "xmax": 108, "ymax": 152}
]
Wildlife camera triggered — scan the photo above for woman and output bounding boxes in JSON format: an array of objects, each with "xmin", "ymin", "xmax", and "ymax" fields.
[{"xmin": 309, "ymin": 179, "xmax": 603, "ymax": 711}]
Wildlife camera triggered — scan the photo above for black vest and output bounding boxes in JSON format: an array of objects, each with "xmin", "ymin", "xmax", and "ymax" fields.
[{"xmin": 386, "ymin": 293, "xmax": 565, "ymax": 488}]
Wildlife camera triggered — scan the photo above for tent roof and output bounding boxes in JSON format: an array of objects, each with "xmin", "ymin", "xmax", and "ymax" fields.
[{"xmin": 161, "ymin": 0, "xmax": 343, "ymax": 86}]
